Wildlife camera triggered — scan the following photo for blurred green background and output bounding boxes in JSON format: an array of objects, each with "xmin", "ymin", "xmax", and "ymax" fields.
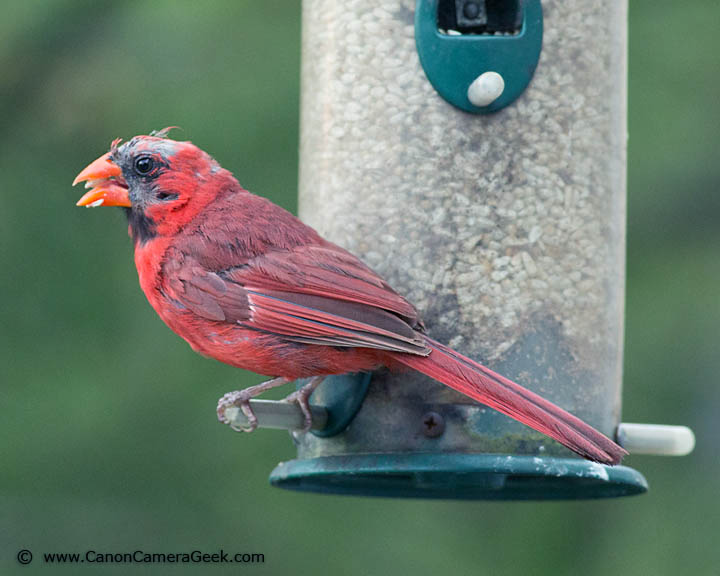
[{"xmin": 2, "ymin": 1, "xmax": 718, "ymax": 574}]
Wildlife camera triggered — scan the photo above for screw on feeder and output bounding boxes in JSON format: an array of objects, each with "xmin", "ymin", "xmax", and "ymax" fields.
[
  {"xmin": 421, "ymin": 411, "xmax": 445, "ymax": 438},
  {"xmin": 467, "ymin": 71, "xmax": 505, "ymax": 107},
  {"xmin": 463, "ymin": 2, "xmax": 480, "ymax": 20},
  {"xmin": 456, "ymin": 0, "xmax": 487, "ymax": 29}
]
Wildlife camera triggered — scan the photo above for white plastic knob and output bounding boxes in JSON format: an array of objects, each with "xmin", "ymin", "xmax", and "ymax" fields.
[
  {"xmin": 617, "ymin": 423, "xmax": 696, "ymax": 456},
  {"xmin": 467, "ymin": 71, "xmax": 505, "ymax": 107}
]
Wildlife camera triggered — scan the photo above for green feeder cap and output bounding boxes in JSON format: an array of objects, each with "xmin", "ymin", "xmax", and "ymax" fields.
[{"xmin": 271, "ymin": 452, "xmax": 647, "ymax": 500}]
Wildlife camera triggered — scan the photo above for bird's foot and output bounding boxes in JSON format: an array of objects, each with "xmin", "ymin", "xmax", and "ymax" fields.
[
  {"xmin": 282, "ymin": 376, "xmax": 325, "ymax": 432},
  {"xmin": 216, "ymin": 390, "xmax": 259, "ymax": 432},
  {"xmin": 217, "ymin": 376, "xmax": 291, "ymax": 432}
]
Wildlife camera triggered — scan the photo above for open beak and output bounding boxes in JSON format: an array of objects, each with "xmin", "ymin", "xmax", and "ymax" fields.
[{"xmin": 73, "ymin": 152, "xmax": 131, "ymax": 207}]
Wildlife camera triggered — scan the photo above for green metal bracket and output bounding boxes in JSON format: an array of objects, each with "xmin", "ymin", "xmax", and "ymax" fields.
[{"xmin": 415, "ymin": 0, "xmax": 543, "ymax": 113}]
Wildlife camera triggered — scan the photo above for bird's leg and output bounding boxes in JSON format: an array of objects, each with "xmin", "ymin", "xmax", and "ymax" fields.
[
  {"xmin": 282, "ymin": 376, "xmax": 325, "ymax": 432},
  {"xmin": 217, "ymin": 377, "xmax": 292, "ymax": 433}
]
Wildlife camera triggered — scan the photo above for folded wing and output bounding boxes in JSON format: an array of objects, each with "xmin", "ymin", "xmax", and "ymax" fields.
[{"xmin": 163, "ymin": 245, "xmax": 430, "ymax": 356}]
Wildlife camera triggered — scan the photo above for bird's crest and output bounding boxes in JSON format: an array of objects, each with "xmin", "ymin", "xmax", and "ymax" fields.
[
  {"xmin": 150, "ymin": 126, "xmax": 182, "ymax": 139},
  {"xmin": 109, "ymin": 137, "xmax": 123, "ymax": 155}
]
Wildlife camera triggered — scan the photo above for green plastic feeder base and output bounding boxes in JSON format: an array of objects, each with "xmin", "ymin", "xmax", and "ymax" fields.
[{"xmin": 270, "ymin": 453, "xmax": 647, "ymax": 500}]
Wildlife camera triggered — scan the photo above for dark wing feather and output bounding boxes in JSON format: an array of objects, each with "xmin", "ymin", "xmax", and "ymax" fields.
[
  {"xmin": 245, "ymin": 290, "xmax": 428, "ymax": 354},
  {"xmin": 231, "ymin": 245, "xmax": 421, "ymax": 326},
  {"xmin": 162, "ymin": 244, "xmax": 429, "ymax": 356}
]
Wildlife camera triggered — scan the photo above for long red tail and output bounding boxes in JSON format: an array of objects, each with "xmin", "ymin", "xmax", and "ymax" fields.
[{"xmin": 391, "ymin": 336, "xmax": 627, "ymax": 465}]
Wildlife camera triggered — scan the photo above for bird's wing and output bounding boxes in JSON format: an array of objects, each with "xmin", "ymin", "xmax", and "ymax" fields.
[{"xmin": 163, "ymin": 244, "xmax": 430, "ymax": 356}]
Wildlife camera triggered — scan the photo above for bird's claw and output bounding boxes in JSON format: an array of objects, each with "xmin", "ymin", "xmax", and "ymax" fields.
[
  {"xmin": 282, "ymin": 376, "xmax": 324, "ymax": 432},
  {"xmin": 216, "ymin": 376, "xmax": 321, "ymax": 434},
  {"xmin": 283, "ymin": 388, "xmax": 314, "ymax": 432},
  {"xmin": 216, "ymin": 390, "xmax": 258, "ymax": 433}
]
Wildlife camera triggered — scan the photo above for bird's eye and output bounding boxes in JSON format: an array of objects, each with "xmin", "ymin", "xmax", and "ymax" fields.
[
  {"xmin": 156, "ymin": 191, "xmax": 178, "ymax": 202},
  {"xmin": 134, "ymin": 156, "xmax": 155, "ymax": 175}
]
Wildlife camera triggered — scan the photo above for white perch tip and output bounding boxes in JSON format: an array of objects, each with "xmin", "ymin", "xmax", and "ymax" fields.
[
  {"xmin": 617, "ymin": 423, "xmax": 695, "ymax": 456},
  {"xmin": 467, "ymin": 71, "xmax": 505, "ymax": 107}
]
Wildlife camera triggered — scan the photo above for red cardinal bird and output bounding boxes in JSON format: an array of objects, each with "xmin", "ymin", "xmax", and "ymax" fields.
[{"xmin": 73, "ymin": 131, "xmax": 627, "ymax": 465}]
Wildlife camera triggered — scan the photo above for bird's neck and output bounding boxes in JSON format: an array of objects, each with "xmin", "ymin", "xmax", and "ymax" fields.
[
  {"xmin": 125, "ymin": 208, "xmax": 157, "ymax": 245},
  {"xmin": 133, "ymin": 234, "xmax": 173, "ymax": 305},
  {"xmin": 127, "ymin": 172, "xmax": 238, "ymax": 244}
]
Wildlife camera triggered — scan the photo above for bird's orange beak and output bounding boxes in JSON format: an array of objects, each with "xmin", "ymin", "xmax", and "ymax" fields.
[{"xmin": 73, "ymin": 152, "xmax": 131, "ymax": 207}]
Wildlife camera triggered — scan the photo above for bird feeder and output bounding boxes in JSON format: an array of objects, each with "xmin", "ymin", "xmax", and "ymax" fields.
[{"xmin": 224, "ymin": 0, "xmax": 694, "ymax": 499}]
